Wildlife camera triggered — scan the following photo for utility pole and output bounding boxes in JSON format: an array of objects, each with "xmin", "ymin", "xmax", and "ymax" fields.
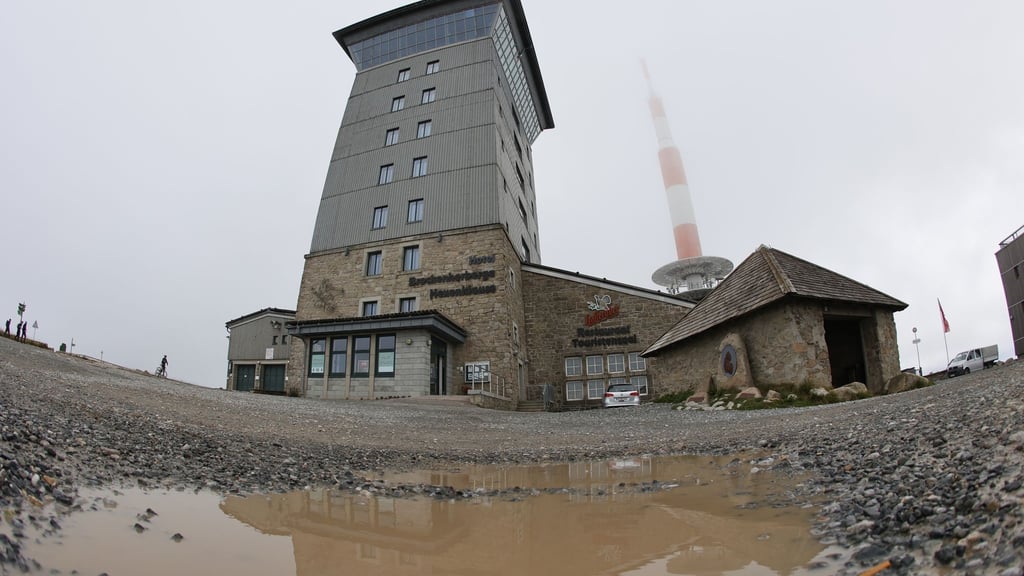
[{"xmin": 912, "ymin": 327, "xmax": 922, "ymax": 376}]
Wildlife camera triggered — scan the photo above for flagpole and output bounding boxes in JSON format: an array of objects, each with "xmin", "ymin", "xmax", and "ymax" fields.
[{"xmin": 938, "ymin": 298, "xmax": 951, "ymax": 366}]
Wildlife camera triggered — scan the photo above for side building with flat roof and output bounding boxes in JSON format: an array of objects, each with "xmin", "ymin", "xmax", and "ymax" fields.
[
  {"xmin": 996, "ymin": 224, "xmax": 1024, "ymax": 358},
  {"xmin": 226, "ymin": 308, "xmax": 296, "ymax": 393}
]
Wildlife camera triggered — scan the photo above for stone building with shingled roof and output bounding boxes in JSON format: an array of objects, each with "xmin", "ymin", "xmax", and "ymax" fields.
[{"xmin": 643, "ymin": 245, "xmax": 908, "ymax": 396}]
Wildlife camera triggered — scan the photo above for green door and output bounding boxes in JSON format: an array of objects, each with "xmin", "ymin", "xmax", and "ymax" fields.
[
  {"xmin": 235, "ymin": 365, "xmax": 255, "ymax": 391},
  {"xmin": 262, "ymin": 364, "xmax": 285, "ymax": 393}
]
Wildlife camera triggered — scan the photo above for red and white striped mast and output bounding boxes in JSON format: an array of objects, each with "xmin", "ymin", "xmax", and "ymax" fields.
[{"xmin": 643, "ymin": 60, "xmax": 732, "ymax": 298}]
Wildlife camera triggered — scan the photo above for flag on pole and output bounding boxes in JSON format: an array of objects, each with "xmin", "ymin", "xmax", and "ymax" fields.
[{"xmin": 938, "ymin": 299, "xmax": 950, "ymax": 333}]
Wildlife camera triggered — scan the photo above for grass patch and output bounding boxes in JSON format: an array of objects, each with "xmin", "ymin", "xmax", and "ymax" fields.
[{"xmin": 654, "ymin": 390, "xmax": 694, "ymax": 404}]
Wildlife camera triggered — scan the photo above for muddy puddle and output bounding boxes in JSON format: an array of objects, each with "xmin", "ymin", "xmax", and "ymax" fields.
[{"xmin": 18, "ymin": 454, "xmax": 848, "ymax": 575}]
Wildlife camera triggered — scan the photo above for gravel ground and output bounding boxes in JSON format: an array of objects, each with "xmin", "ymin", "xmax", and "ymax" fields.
[{"xmin": 1, "ymin": 335, "xmax": 1023, "ymax": 575}]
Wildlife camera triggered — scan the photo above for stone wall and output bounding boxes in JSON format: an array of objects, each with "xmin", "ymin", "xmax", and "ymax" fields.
[
  {"xmin": 288, "ymin": 225, "xmax": 526, "ymax": 405},
  {"xmin": 651, "ymin": 301, "xmax": 833, "ymax": 395},
  {"xmin": 522, "ymin": 269, "xmax": 691, "ymax": 407},
  {"xmin": 648, "ymin": 299, "xmax": 903, "ymax": 396}
]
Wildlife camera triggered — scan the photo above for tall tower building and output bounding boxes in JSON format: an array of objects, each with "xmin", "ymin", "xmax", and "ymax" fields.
[
  {"xmin": 286, "ymin": 0, "xmax": 554, "ymax": 399},
  {"xmin": 643, "ymin": 61, "xmax": 732, "ymax": 299}
]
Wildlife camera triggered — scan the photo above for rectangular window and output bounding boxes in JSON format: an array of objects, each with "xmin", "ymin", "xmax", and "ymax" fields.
[
  {"xmin": 352, "ymin": 336, "xmax": 371, "ymax": 377},
  {"xmin": 378, "ymin": 164, "xmax": 394, "ymax": 185},
  {"xmin": 385, "ymin": 128, "xmax": 399, "ymax": 146},
  {"xmin": 508, "ymin": 268, "xmax": 516, "ymax": 291},
  {"xmin": 607, "ymin": 354, "xmax": 625, "ymax": 374},
  {"xmin": 309, "ymin": 338, "xmax": 326, "ymax": 376},
  {"xmin": 402, "ymin": 245, "xmax": 420, "ymax": 271},
  {"xmin": 362, "ymin": 301, "xmax": 378, "ymax": 317},
  {"xmin": 566, "ymin": 381, "xmax": 583, "ymax": 401},
  {"xmin": 416, "ymin": 120, "xmax": 432, "ymax": 138},
  {"xmin": 586, "ymin": 355, "xmax": 603, "ymax": 375},
  {"xmin": 421, "ymin": 88, "xmax": 436, "ymax": 104},
  {"xmin": 281, "ymin": 335, "xmax": 287, "ymax": 345},
  {"xmin": 330, "ymin": 338, "xmax": 347, "ymax": 377},
  {"xmin": 425, "ymin": 60, "xmax": 439, "ymax": 74},
  {"xmin": 376, "ymin": 335, "xmax": 396, "ymax": 377},
  {"xmin": 372, "ymin": 206, "xmax": 388, "ymax": 229},
  {"xmin": 608, "ymin": 377, "xmax": 627, "ymax": 387},
  {"xmin": 407, "ymin": 199, "xmax": 423, "ymax": 222},
  {"xmin": 565, "ymin": 357, "xmax": 582, "ymax": 377},
  {"xmin": 391, "ymin": 96, "xmax": 405, "ymax": 112},
  {"xmin": 397, "ymin": 68, "xmax": 410, "ymax": 82},
  {"xmin": 366, "ymin": 251, "xmax": 382, "ymax": 276},
  {"xmin": 412, "ymin": 156, "xmax": 428, "ymax": 177},
  {"xmin": 630, "ymin": 375, "xmax": 649, "ymax": 396},
  {"xmin": 587, "ymin": 380, "xmax": 605, "ymax": 400},
  {"xmin": 512, "ymin": 322, "xmax": 519, "ymax": 344},
  {"xmin": 399, "ymin": 297, "xmax": 417, "ymax": 312},
  {"xmin": 272, "ymin": 335, "xmax": 278, "ymax": 345},
  {"xmin": 629, "ymin": 352, "xmax": 647, "ymax": 372}
]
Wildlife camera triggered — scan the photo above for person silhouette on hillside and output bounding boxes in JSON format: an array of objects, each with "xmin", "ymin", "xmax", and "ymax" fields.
[
  {"xmin": 159, "ymin": 355, "xmax": 168, "ymax": 377},
  {"xmin": 4, "ymin": 319, "xmax": 9, "ymax": 335}
]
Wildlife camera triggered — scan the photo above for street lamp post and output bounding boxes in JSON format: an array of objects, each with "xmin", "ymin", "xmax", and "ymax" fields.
[{"xmin": 912, "ymin": 327, "xmax": 922, "ymax": 376}]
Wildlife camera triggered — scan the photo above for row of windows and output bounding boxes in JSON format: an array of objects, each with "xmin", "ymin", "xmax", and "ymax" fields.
[
  {"xmin": 371, "ymin": 200, "xmax": 424, "ymax": 231},
  {"xmin": 309, "ymin": 335, "xmax": 396, "ymax": 378},
  {"xmin": 365, "ymin": 245, "xmax": 420, "ymax": 276},
  {"xmin": 355, "ymin": 296, "xmax": 418, "ymax": 319},
  {"xmin": 395, "ymin": 60, "xmax": 439, "ymax": 83},
  {"xmin": 346, "ymin": 3, "xmax": 497, "ymax": 69},
  {"xmin": 384, "ymin": 120, "xmax": 431, "ymax": 147},
  {"xmin": 565, "ymin": 353, "xmax": 646, "ymax": 377},
  {"xmin": 566, "ymin": 376, "xmax": 650, "ymax": 401},
  {"xmin": 391, "ymin": 87, "xmax": 437, "ymax": 112},
  {"xmin": 379, "ymin": 156, "xmax": 428, "ymax": 184}
]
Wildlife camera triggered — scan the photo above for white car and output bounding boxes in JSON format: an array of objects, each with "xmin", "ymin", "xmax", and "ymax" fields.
[{"xmin": 603, "ymin": 383, "xmax": 640, "ymax": 408}]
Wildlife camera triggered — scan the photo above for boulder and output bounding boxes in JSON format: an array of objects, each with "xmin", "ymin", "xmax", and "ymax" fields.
[
  {"xmin": 764, "ymin": 390, "xmax": 782, "ymax": 403},
  {"xmin": 884, "ymin": 372, "xmax": 930, "ymax": 395},
  {"xmin": 810, "ymin": 387, "xmax": 830, "ymax": 398},
  {"xmin": 832, "ymin": 382, "xmax": 868, "ymax": 401},
  {"xmin": 736, "ymin": 387, "xmax": 762, "ymax": 400}
]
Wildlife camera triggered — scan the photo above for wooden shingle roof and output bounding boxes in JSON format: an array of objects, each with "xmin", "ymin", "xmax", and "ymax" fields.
[{"xmin": 644, "ymin": 246, "xmax": 907, "ymax": 355}]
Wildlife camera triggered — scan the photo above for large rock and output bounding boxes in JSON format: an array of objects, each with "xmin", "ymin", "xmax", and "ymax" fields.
[
  {"xmin": 884, "ymin": 372, "xmax": 931, "ymax": 395},
  {"xmin": 832, "ymin": 382, "xmax": 868, "ymax": 401}
]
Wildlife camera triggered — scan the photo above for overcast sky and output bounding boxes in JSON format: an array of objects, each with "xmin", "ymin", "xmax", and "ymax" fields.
[{"xmin": 2, "ymin": 1, "xmax": 1020, "ymax": 386}]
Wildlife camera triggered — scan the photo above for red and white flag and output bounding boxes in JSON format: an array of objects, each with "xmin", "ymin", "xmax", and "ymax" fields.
[{"xmin": 938, "ymin": 299, "xmax": 950, "ymax": 333}]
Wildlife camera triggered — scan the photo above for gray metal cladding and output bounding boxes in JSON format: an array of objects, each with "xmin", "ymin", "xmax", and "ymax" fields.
[
  {"xmin": 310, "ymin": 165, "xmax": 501, "ymax": 254},
  {"xmin": 310, "ymin": 35, "xmax": 543, "ymax": 257}
]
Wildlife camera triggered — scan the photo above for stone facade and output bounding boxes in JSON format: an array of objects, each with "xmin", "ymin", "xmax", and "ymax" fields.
[
  {"xmin": 288, "ymin": 225, "xmax": 528, "ymax": 405},
  {"xmin": 522, "ymin": 268, "xmax": 692, "ymax": 408},
  {"xmin": 649, "ymin": 299, "xmax": 903, "ymax": 396}
]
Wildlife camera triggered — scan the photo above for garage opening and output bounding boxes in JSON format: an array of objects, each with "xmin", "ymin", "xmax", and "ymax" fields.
[
  {"xmin": 235, "ymin": 365, "xmax": 255, "ymax": 391},
  {"xmin": 262, "ymin": 365, "xmax": 285, "ymax": 394},
  {"xmin": 824, "ymin": 316, "xmax": 866, "ymax": 386}
]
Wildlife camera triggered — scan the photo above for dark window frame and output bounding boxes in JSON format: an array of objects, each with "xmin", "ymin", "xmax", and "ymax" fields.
[
  {"xmin": 329, "ymin": 338, "xmax": 348, "ymax": 377},
  {"xmin": 375, "ymin": 334, "xmax": 396, "ymax": 377},
  {"xmin": 309, "ymin": 338, "xmax": 326, "ymax": 377}
]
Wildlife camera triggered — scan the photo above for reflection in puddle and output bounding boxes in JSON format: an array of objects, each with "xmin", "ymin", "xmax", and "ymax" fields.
[{"xmin": 24, "ymin": 455, "xmax": 839, "ymax": 575}]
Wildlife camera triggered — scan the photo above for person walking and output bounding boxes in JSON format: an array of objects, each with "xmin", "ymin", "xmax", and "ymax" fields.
[
  {"xmin": 158, "ymin": 355, "xmax": 168, "ymax": 377},
  {"xmin": 4, "ymin": 319, "xmax": 9, "ymax": 335},
  {"xmin": 15, "ymin": 321, "xmax": 23, "ymax": 340}
]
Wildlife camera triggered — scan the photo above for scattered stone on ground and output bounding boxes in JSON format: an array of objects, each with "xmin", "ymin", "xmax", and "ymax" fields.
[{"xmin": 1, "ymin": 337, "xmax": 1022, "ymax": 575}]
